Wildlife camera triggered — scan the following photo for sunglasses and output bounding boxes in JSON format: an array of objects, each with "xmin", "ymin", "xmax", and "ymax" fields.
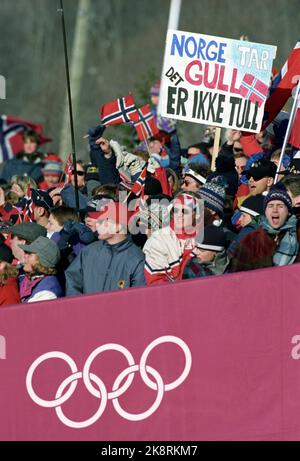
[
  {"xmin": 72, "ymin": 170, "xmax": 85, "ymax": 176},
  {"xmin": 233, "ymin": 148, "xmax": 244, "ymax": 153}
]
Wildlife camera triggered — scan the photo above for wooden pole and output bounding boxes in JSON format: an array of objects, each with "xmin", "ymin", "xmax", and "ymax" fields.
[{"xmin": 211, "ymin": 127, "xmax": 221, "ymax": 172}]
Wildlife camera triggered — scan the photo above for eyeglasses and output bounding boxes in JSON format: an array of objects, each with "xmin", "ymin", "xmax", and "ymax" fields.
[
  {"xmin": 233, "ymin": 148, "xmax": 244, "ymax": 153},
  {"xmin": 72, "ymin": 170, "xmax": 85, "ymax": 176}
]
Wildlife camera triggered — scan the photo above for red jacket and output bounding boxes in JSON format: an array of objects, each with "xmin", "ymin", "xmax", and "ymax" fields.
[{"xmin": 0, "ymin": 278, "xmax": 20, "ymax": 306}]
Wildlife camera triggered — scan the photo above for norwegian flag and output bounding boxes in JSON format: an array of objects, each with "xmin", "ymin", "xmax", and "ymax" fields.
[
  {"xmin": 263, "ymin": 39, "xmax": 300, "ymax": 129},
  {"xmin": 64, "ymin": 153, "xmax": 73, "ymax": 185},
  {"xmin": 130, "ymin": 164, "xmax": 148, "ymax": 197},
  {"xmin": 239, "ymin": 74, "xmax": 269, "ymax": 107},
  {"xmin": 0, "ymin": 115, "xmax": 51, "ymax": 163},
  {"xmin": 100, "ymin": 94, "xmax": 139, "ymax": 126},
  {"xmin": 289, "ymin": 96, "xmax": 300, "ymax": 149},
  {"xmin": 22, "ymin": 183, "xmax": 34, "ymax": 223},
  {"xmin": 133, "ymin": 105, "xmax": 159, "ymax": 141}
]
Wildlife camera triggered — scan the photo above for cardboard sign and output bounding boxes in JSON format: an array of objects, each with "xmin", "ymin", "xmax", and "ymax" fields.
[{"xmin": 160, "ymin": 30, "xmax": 277, "ymax": 132}]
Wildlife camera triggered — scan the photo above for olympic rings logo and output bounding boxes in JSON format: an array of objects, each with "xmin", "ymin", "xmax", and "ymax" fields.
[{"xmin": 26, "ymin": 335, "xmax": 192, "ymax": 429}]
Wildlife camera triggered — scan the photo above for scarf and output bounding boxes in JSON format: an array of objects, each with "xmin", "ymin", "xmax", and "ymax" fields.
[
  {"xmin": 260, "ymin": 215, "xmax": 299, "ymax": 266},
  {"xmin": 20, "ymin": 274, "xmax": 45, "ymax": 300}
]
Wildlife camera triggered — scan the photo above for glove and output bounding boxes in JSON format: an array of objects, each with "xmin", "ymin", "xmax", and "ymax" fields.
[
  {"xmin": 110, "ymin": 139, "xmax": 126, "ymax": 168},
  {"xmin": 123, "ymin": 152, "xmax": 146, "ymax": 176},
  {"xmin": 147, "ymin": 156, "xmax": 161, "ymax": 173},
  {"xmin": 88, "ymin": 125, "xmax": 106, "ymax": 150}
]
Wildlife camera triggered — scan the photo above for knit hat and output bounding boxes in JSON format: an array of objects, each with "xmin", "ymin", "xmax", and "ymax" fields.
[
  {"xmin": 264, "ymin": 183, "xmax": 293, "ymax": 214},
  {"xmin": 43, "ymin": 153, "xmax": 63, "ymax": 165},
  {"xmin": 150, "ymin": 80, "xmax": 161, "ymax": 96},
  {"xmin": 42, "ymin": 162, "xmax": 62, "ymax": 176},
  {"xmin": 19, "ymin": 236, "xmax": 60, "ymax": 268},
  {"xmin": 240, "ymin": 194, "xmax": 265, "ymax": 217},
  {"xmin": 0, "ymin": 242, "xmax": 13, "ymax": 263},
  {"xmin": 10, "ymin": 222, "xmax": 47, "ymax": 242},
  {"xmin": 195, "ymin": 225, "xmax": 226, "ymax": 252},
  {"xmin": 199, "ymin": 177, "xmax": 226, "ymax": 217}
]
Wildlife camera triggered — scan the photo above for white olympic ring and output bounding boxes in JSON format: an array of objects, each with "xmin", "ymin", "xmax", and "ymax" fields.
[{"xmin": 26, "ymin": 335, "xmax": 192, "ymax": 428}]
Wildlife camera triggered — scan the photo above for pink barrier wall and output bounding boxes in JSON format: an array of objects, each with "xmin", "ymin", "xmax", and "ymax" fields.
[{"xmin": 1, "ymin": 264, "xmax": 300, "ymax": 441}]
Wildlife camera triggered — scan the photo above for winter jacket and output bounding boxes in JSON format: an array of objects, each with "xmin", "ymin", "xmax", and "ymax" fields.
[
  {"xmin": 143, "ymin": 226, "xmax": 196, "ymax": 285},
  {"xmin": 227, "ymin": 221, "xmax": 259, "ymax": 259},
  {"xmin": 0, "ymin": 278, "xmax": 20, "ymax": 306},
  {"xmin": 60, "ymin": 184, "xmax": 88, "ymax": 211},
  {"xmin": 182, "ymin": 250, "xmax": 229, "ymax": 279},
  {"xmin": 0, "ymin": 203, "xmax": 22, "ymax": 225},
  {"xmin": 88, "ymin": 125, "xmax": 120, "ymax": 185},
  {"xmin": 65, "ymin": 236, "xmax": 145, "ymax": 295},
  {"xmin": 228, "ymin": 224, "xmax": 300, "ymax": 273},
  {"xmin": 207, "ymin": 142, "xmax": 239, "ymax": 196},
  {"xmin": 1, "ymin": 152, "xmax": 45, "ymax": 182},
  {"xmin": 20, "ymin": 274, "xmax": 63, "ymax": 303}
]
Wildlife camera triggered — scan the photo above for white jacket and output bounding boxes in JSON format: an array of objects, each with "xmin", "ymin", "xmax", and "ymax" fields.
[{"xmin": 143, "ymin": 226, "xmax": 196, "ymax": 284}]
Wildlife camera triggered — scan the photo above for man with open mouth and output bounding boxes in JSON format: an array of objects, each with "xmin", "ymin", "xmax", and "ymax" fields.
[
  {"xmin": 242, "ymin": 158, "xmax": 277, "ymax": 197},
  {"xmin": 229, "ymin": 183, "xmax": 300, "ymax": 273}
]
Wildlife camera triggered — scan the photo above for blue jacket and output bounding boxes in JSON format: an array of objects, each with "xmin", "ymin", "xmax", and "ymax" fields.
[
  {"xmin": 65, "ymin": 236, "xmax": 145, "ymax": 295},
  {"xmin": 88, "ymin": 125, "xmax": 120, "ymax": 185},
  {"xmin": 20, "ymin": 275, "xmax": 63, "ymax": 303},
  {"xmin": 1, "ymin": 152, "xmax": 44, "ymax": 182}
]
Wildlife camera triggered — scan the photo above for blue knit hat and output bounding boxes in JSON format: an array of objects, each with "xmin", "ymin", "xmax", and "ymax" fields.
[
  {"xmin": 199, "ymin": 177, "xmax": 226, "ymax": 217},
  {"xmin": 264, "ymin": 183, "xmax": 293, "ymax": 214}
]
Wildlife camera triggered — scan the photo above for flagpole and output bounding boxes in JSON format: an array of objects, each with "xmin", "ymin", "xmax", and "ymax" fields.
[
  {"xmin": 58, "ymin": 0, "xmax": 79, "ymax": 210},
  {"xmin": 157, "ymin": 0, "xmax": 182, "ymax": 116},
  {"xmin": 274, "ymin": 78, "xmax": 300, "ymax": 184}
]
